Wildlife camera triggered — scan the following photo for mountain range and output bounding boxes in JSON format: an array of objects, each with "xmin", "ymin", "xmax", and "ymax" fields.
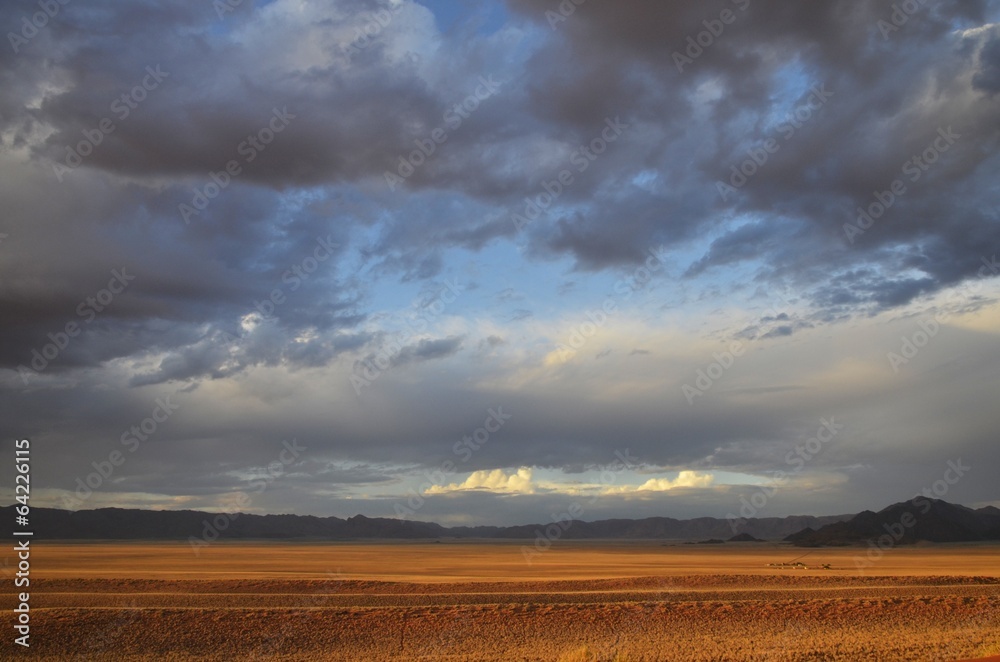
[
  {"xmin": 785, "ymin": 498, "xmax": 1000, "ymax": 546},
  {"xmin": 2, "ymin": 504, "xmax": 849, "ymax": 542},
  {"xmin": 6, "ymin": 498, "xmax": 998, "ymax": 544}
]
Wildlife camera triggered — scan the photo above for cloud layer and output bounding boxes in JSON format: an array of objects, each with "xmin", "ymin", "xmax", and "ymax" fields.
[{"xmin": 1, "ymin": 0, "xmax": 998, "ymax": 524}]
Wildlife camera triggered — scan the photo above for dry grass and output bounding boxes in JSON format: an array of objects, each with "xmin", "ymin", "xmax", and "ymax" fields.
[
  {"xmin": 3, "ymin": 542, "xmax": 999, "ymax": 660},
  {"xmin": 27, "ymin": 540, "xmax": 1000, "ymax": 580}
]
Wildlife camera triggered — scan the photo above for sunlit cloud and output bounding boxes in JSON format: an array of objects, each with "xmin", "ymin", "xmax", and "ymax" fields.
[{"xmin": 425, "ymin": 467, "xmax": 536, "ymax": 495}]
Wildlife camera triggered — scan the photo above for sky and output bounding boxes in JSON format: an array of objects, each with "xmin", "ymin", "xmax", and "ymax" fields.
[{"xmin": 1, "ymin": 0, "xmax": 999, "ymax": 527}]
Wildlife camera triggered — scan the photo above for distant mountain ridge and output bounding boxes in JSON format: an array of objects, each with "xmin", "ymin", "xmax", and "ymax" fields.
[
  {"xmin": 786, "ymin": 498, "xmax": 1000, "ymax": 546},
  {"xmin": 1, "ymin": 505, "xmax": 850, "ymax": 542},
  {"xmin": 5, "ymin": 499, "xmax": 995, "ymax": 544}
]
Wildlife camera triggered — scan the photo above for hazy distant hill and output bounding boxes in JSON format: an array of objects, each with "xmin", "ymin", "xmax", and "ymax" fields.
[
  {"xmin": 786, "ymin": 498, "xmax": 1000, "ymax": 547},
  {"xmin": 447, "ymin": 514, "xmax": 853, "ymax": 541},
  {"xmin": 11, "ymin": 500, "xmax": 994, "ymax": 543},
  {"xmin": 0, "ymin": 505, "xmax": 850, "ymax": 542}
]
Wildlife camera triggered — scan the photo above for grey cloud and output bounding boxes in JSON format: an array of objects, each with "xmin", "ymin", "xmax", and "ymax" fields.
[
  {"xmin": 760, "ymin": 325, "xmax": 793, "ymax": 339},
  {"xmin": 504, "ymin": 0, "xmax": 1000, "ymax": 312},
  {"xmin": 393, "ymin": 335, "xmax": 464, "ymax": 365},
  {"xmin": 354, "ymin": 335, "xmax": 465, "ymax": 373},
  {"xmin": 973, "ymin": 33, "xmax": 1000, "ymax": 95}
]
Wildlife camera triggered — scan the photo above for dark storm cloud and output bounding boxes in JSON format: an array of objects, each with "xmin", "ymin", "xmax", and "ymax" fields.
[
  {"xmin": 0, "ymin": 0, "xmax": 543, "ymax": 211},
  {"xmin": 0, "ymin": 168, "xmax": 361, "ymax": 380},
  {"xmin": 5, "ymin": 1, "xmax": 439, "ymax": 186},
  {"xmin": 4, "ymin": 0, "xmax": 995, "ymax": 311},
  {"xmin": 505, "ymin": 0, "xmax": 999, "ymax": 308},
  {"xmin": 973, "ymin": 33, "xmax": 1000, "ymax": 94}
]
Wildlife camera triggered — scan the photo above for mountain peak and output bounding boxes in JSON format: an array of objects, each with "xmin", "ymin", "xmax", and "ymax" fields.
[{"xmin": 790, "ymin": 498, "xmax": 1000, "ymax": 547}]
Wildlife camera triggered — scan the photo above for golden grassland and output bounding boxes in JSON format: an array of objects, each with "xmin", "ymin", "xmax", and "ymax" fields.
[
  {"xmin": 3, "ymin": 541, "xmax": 999, "ymax": 660},
  {"xmin": 26, "ymin": 540, "xmax": 1000, "ymax": 580}
]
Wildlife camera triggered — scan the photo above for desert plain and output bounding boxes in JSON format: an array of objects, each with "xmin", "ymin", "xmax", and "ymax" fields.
[{"xmin": 3, "ymin": 541, "xmax": 999, "ymax": 661}]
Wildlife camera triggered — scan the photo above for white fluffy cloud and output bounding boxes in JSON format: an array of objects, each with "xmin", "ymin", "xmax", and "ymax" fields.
[
  {"xmin": 425, "ymin": 467, "xmax": 716, "ymax": 497},
  {"xmin": 603, "ymin": 471, "xmax": 716, "ymax": 495},
  {"xmin": 425, "ymin": 467, "xmax": 536, "ymax": 494}
]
